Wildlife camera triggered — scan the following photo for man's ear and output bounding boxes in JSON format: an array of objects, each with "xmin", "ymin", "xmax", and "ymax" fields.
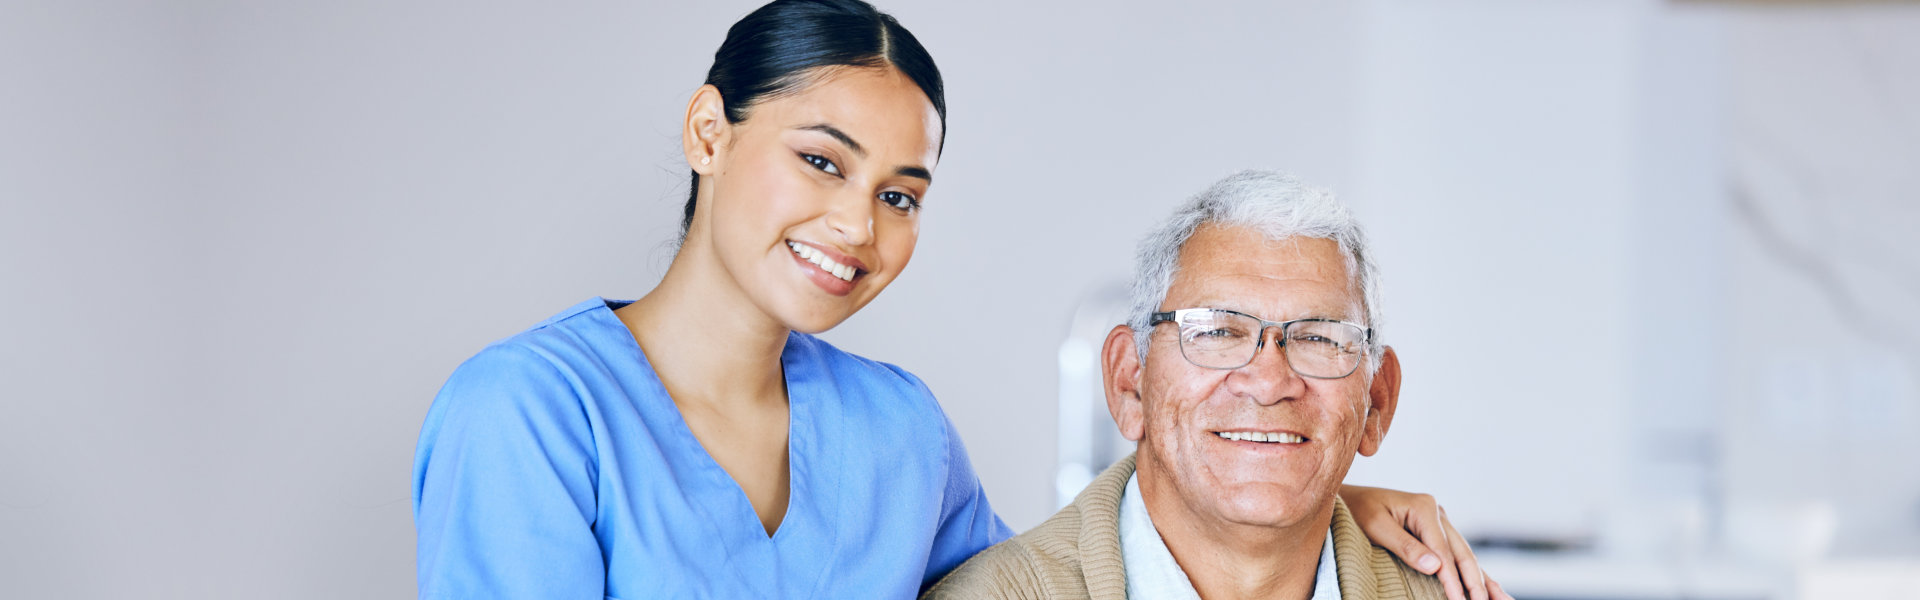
[
  {"xmin": 682, "ymin": 84, "xmax": 729, "ymax": 175},
  {"xmin": 1357, "ymin": 345, "xmax": 1402, "ymax": 457},
  {"xmin": 1102, "ymin": 324, "xmax": 1147, "ymax": 442}
]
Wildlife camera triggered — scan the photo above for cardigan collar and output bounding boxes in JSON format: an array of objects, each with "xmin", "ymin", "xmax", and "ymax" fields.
[{"xmin": 1075, "ymin": 454, "xmax": 1387, "ymax": 599}]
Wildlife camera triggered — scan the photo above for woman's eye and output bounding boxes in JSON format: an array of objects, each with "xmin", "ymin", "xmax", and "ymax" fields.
[
  {"xmin": 801, "ymin": 153, "xmax": 840, "ymax": 176},
  {"xmin": 879, "ymin": 191, "xmax": 919, "ymax": 211}
]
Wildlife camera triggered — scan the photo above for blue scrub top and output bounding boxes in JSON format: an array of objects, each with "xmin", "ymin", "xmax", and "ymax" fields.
[{"xmin": 413, "ymin": 298, "xmax": 1012, "ymax": 599}]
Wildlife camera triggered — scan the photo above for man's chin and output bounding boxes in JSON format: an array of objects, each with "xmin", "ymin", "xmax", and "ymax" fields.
[{"xmin": 1207, "ymin": 482, "xmax": 1332, "ymax": 530}]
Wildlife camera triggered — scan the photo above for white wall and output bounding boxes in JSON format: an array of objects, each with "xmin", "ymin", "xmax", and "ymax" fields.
[
  {"xmin": 1340, "ymin": 0, "xmax": 1646, "ymax": 540},
  {"xmin": 2, "ymin": 2, "xmax": 203, "ymax": 596},
  {"xmin": 4, "ymin": 1, "xmax": 1917, "ymax": 598},
  {"xmin": 1719, "ymin": 4, "xmax": 1920, "ymax": 560}
]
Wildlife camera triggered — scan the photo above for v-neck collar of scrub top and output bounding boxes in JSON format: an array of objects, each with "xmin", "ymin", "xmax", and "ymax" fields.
[{"xmin": 599, "ymin": 298, "xmax": 838, "ymax": 591}]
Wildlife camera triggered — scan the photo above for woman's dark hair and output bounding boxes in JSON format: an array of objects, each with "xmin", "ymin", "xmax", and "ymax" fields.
[{"xmin": 681, "ymin": 0, "xmax": 946, "ymax": 238}]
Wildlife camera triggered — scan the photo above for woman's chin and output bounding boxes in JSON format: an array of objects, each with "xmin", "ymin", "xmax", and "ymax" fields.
[
  {"xmin": 786, "ymin": 320, "xmax": 843, "ymax": 336},
  {"xmin": 771, "ymin": 286, "xmax": 884, "ymax": 335},
  {"xmin": 777, "ymin": 306, "xmax": 856, "ymax": 336}
]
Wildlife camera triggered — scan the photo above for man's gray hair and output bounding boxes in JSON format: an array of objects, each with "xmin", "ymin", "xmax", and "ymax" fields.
[{"xmin": 1127, "ymin": 170, "xmax": 1385, "ymax": 372}]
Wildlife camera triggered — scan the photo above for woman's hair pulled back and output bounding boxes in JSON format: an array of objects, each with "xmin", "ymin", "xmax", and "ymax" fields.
[{"xmin": 681, "ymin": 0, "xmax": 945, "ymax": 238}]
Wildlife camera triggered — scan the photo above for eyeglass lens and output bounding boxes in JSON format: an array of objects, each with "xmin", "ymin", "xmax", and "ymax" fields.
[{"xmin": 1174, "ymin": 310, "xmax": 1365, "ymax": 377}]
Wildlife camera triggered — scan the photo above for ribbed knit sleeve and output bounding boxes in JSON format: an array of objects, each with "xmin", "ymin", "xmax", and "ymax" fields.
[{"xmin": 1331, "ymin": 497, "xmax": 1450, "ymax": 600}]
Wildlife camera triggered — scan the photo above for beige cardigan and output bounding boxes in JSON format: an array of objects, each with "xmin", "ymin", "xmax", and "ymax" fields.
[{"xmin": 924, "ymin": 455, "xmax": 1446, "ymax": 600}]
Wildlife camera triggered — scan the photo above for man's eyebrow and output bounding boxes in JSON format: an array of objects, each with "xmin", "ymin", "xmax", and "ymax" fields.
[{"xmin": 798, "ymin": 124, "xmax": 864, "ymax": 158}]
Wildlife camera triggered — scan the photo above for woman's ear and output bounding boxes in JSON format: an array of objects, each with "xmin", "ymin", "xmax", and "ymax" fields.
[
  {"xmin": 683, "ymin": 84, "xmax": 728, "ymax": 174},
  {"xmin": 1103, "ymin": 325, "xmax": 1147, "ymax": 442}
]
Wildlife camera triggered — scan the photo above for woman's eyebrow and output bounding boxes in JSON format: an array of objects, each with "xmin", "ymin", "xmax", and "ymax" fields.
[
  {"xmin": 896, "ymin": 166, "xmax": 931, "ymax": 183},
  {"xmin": 798, "ymin": 123, "xmax": 864, "ymax": 158},
  {"xmin": 799, "ymin": 123, "xmax": 932, "ymax": 183}
]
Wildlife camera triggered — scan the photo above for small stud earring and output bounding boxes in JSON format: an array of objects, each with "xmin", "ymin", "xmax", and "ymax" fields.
[{"xmin": 700, "ymin": 156, "xmax": 711, "ymax": 165}]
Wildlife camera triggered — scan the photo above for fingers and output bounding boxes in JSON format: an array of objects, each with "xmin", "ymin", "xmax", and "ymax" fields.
[
  {"xmin": 1486, "ymin": 571, "xmax": 1513, "ymax": 600},
  {"xmin": 1346, "ymin": 487, "xmax": 1444, "ymax": 575},
  {"xmin": 1430, "ymin": 505, "xmax": 1466, "ymax": 600},
  {"xmin": 1398, "ymin": 495, "xmax": 1465, "ymax": 600},
  {"xmin": 1441, "ymin": 506, "xmax": 1487, "ymax": 600},
  {"xmin": 1435, "ymin": 554, "xmax": 1466, "ymax": 600},
  {"xmin": 1342, "ymin": 487, "xmax": 1494, "ymax": 600},
  {"xmin": 1379, "ymin": 523, "xmax": 1441, "ymax": 576},
  {"xmin": 1414, "ymin": 500, "xmax": 1468, "ymax": 600}
]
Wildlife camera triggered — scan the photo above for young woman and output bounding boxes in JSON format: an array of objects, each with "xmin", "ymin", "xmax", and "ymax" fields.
[{"xmin": 413, "ymin": 1, "xmax": 1502, "ymax": 598}]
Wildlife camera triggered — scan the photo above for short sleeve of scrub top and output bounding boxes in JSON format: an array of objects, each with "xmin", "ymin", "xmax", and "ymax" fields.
[{"xmin": 412, "ymin": 298, "xmax": 1013, "ymax": 599}]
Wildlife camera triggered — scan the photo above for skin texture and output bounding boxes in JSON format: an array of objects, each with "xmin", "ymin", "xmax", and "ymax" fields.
[
  {"xmin": 1103, "ymin": 226, "xmax": 1403, "ymax": 600},
  {"xmin": 619, "ymin": 66, "xmax": 940, "ymax": 535}
]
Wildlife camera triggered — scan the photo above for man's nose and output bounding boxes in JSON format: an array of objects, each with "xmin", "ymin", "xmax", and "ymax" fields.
[
  {"xmin": 1231, "ymin": 327, "xmax": 1306, "ymax": 406},
  {"xmin": 825, "ymin": 191, "xmax": 874, "ymax": 246}
]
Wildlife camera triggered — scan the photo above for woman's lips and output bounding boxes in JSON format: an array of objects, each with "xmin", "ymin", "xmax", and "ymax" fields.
[{"xmin": 787, "ymin": 240, "xmax": 864, "ymax": 296}]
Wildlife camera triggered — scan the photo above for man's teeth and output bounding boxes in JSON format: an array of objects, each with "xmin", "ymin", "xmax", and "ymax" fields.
[
  {"xmin": 1215, "ymin": 431, "xmax": 1305, "ymax": 444},
  {"xmin": 788, "ymin": 241, "xmax": 856, "ymax": 282}
]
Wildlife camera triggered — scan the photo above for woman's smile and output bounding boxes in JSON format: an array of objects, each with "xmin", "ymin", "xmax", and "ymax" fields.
[{"xmin": 787, "ymin": 239, "xmax": 868, "ymax": 296}]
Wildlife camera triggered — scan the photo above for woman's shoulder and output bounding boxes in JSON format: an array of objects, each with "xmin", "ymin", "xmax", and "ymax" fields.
[
  {"xmin": 495, "ymin": 296, "xmax": 630, "ymax": 355},
  {"xmin": 789, "ymin": 332, "xmax": 935, "ymax": 390},
  {"xmin": 432, "ymin": 298, "xmax": 635, "ymax": 416},
  {"xmin": 430, "ymin": 340, "xmax": 582, "ymax": 436},
  {"xmin": 786, "ymin": 332, "xmax": 949, "ymax": 421},
  {"xmin": 453, "ymin": 298, "xmax": 631, "ymax": 373}
]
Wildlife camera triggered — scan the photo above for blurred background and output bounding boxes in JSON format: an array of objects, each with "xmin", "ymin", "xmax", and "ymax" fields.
[{"xmin": 4, "ymin": 0, "xmax": 1918, "ymax": 598}]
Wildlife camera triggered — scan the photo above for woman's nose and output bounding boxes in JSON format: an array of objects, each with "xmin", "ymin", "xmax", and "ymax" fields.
[{"xmin": 825, "ymin": 192, "xmax": 874, "ymax": 246}]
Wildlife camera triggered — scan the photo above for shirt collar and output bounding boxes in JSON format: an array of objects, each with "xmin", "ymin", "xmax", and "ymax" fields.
[{"xmin": 1118, "ymin": 473, "xmax": 1343, "ymax": 600}]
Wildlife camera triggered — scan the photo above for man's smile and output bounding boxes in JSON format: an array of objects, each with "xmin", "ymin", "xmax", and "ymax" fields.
[{"xmin": 1212, "ymin": 430, "xmax": 1308, "ymax": 444}]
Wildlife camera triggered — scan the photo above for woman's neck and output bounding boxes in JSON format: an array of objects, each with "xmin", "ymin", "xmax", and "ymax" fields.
[{"xmin": 617, "ymin": 250, "xmax": 791, "ymax": 411}]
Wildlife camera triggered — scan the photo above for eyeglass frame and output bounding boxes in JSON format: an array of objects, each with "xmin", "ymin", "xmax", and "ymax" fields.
[{"xmin": 1148, "ymin": 308, "xmax": 1375, "ymax": 379}]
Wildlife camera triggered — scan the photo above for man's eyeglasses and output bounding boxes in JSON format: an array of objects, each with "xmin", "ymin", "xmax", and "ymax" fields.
[{"xmin": 1149, "ymin": 308, "xmax": 1372, "ymax": 379}]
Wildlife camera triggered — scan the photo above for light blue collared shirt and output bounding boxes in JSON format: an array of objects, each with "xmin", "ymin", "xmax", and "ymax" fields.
[{"xmin": 1119, "ymin": 473, "xmax": 1341, "ymax": 600}]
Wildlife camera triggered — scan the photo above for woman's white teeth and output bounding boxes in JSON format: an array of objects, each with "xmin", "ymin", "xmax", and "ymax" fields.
[
  {"xmin": 1216, "ymin": 431, "xmax": 1304, "ymax": 444},
  {"xmin": 788, "ymin": 241, "xmax": 856, "ymax": 282}
]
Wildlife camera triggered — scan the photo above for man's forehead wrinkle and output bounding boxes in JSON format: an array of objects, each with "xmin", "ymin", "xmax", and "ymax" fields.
[
  {"xmin": 1170, "ymin": 266, "xmax": 1363, "ymax": 322},
  {"xmin": 1221, "ymin": 230, "xmax": 1360, "ymax": 295},
  {"xmin": 1180, "ymin": 230, "xmax": 1340, "ymax": 269}
]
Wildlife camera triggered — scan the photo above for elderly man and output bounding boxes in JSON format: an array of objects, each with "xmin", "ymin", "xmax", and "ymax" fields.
[{"xmin": 927, "ymin": 171, "xmax": 1450, "ymax": 600}]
